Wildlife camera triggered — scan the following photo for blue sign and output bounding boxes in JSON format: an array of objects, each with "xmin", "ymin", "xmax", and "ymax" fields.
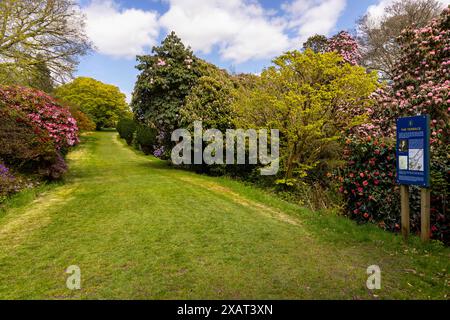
[{"xmin": 396, "ymin": 115, "xmax": 430, "ymax": 187}]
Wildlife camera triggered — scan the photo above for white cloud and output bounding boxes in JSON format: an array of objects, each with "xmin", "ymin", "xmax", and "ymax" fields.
[
  {"xmin": 159, "ymin": 0, "xmax": 291, "ymax": 63},
  {"xmin": 366, "ymin": 0, "xmax": 450, "ymax": 22},
  {"xmin": 83, "ymin": 0, "xmax": 159, "ymax": 58},
  {"xmin": 82, "ymin": 0, "xmax": 349, "ymax": 64},
  {"xmin": 282, "ymin": 0, "xmax": 347, "ymax": 45},
  {"xmin": 365, "ymin": 0, "xmax": 392, "ymax": 21}
]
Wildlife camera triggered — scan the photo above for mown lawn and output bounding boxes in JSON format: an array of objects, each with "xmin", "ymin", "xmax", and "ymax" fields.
[{"xmin": 0, "ymin": 131, "xmax": 448, "ymax": 299}]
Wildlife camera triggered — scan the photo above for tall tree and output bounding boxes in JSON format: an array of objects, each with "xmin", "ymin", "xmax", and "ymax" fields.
[
  {"xmin": 132, "ymin": 32, "xmax": 202, "ymax": 145},
  {"xmin": 0, "ymin": 56, "xmax": 54, "ymax": 92},
  {"xmin": 0, "ymin": 0, "xmax": 91, "ymax": 83},
  {"xmin": 357, "ymin": 0, "xmax": 444, "ymax": 79},
  {"xmin": 233, "ymin": 50, "xmax": 379, "ymax": 182},
  {"xmin": 55, "ymin": 77, "xmax": 129, "ymax": 130},
  {"xmin": 29, "ymin": 55, "xmax": 54, "ymax": 93},
  {"xmin": 302, "ymin": 34, "xmax": 329, "ymax": 53}
]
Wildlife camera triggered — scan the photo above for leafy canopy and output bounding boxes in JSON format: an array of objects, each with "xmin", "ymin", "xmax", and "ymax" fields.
[
  {"xmin": 0, "ymin": 0, "xmax": 91, "ymax": 83},
  {"xmin": 55, "ymin": 77, "xmax": 129, "ymax": 130},
  {"xmin": 132, "ymin": 32, "xmax": 202, "ymax": 141},
  {"xmin": 233, "ymin": 50, "xmax": 379, "ymax": 182},
  {"xmin": 180, "ymin": 61, "xmax": 238, "ymax": 133},
  {"xmin": 357, "ymin": 0, "xmax": 444, "ymax": 79}
]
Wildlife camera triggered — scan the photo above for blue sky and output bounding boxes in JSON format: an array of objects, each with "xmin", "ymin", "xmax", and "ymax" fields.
[{"xmin": 74, "ymin": 0, "xmax": 392, "ymax": 101}]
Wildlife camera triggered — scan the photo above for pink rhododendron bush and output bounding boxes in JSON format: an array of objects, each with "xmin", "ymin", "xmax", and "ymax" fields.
[
  {"xmin": 338, "ymin": 7, "xmax": 449, "ymax": 244},
  {"xmin": 327, "ymin": 31, "xmax": 362, "ymax": 66},
  {"xmin": 0, "ymin": 86, "xmax": 79, "ymax": 191},
  {"xmin": 0, "ymin": 86, "xmax": 79, "ymax": 150}
]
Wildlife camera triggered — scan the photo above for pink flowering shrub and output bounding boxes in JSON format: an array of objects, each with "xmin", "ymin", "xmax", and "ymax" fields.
[
  {"xmin": 338, "ymin": 7, "xmax": 449, "ymax": 244},
  {"xmin": 327, "ymin": 31, "xmax": 362, "ymax": 66},
  {"xmin": 391, "ymin": 7, "xmax": 449, "ymax": 141},
  {"xmin": 0, "ymin": 86, "xmax": 79, "ymax": 182},
  {"xmin": 338, "ymin": 136, "xmax": 401, "ymax": 230},
  {"xmin": 0, "ymin": 86, "xmax": 79, "ymax": 151}
]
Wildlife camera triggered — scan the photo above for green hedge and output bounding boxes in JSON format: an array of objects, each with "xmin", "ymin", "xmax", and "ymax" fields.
[
  {"xmin": 117, "ymin": 119, "xmax": 157, "ymax": 155},
  {"xmin": 117, "ymin": 118, "xmax": 137, "ymax": 145}
]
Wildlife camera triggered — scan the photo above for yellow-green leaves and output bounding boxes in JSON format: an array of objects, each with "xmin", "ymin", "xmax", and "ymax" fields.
[
  {"xmin": 233, "ymin": 50, "xmax": 379, "ymax": 182},
  {"xmin": 55, "ymin": 77, "xmax": 129, "ymax": 130}
]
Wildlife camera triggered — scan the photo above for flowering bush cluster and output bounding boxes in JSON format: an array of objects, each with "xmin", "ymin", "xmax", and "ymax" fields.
[
  {"xmin": 339, "ymin": 136, "xmax": 400, "ymax": 228},
  {"xmin": 0, "ymin": 162, "xmax": 41, "ymax": 203},
  {"xmin": 0, "ymin": 86, "xmax": 79, "ymax": 151},
  {"xmin": 0, "ymin": 162, "xmax": 17, "ymax": 201},
  {"xmin": 327, "ymin": 31, "xmax": 362, "ymax": 66},
  {"xmin": 132, "ymin": 31, "xmax": 201, "ymax": 154},
  {"xmin": 0, "ymin": 105, "xmax": 57, "ymax": 167},
  {"xmin": 153, "ymin": 131, "xmax": 167, "ymax": 158},
  {"xmin": 338, "ymin": 7, "xmax": 449, "ymax": 244},
  {"xmin": 0, "ymin": 86, "xmax": 79, "ymax": 188},
  {"xmin": 392, "ymin": 8, "xmax": 449, "ymax": 148}
]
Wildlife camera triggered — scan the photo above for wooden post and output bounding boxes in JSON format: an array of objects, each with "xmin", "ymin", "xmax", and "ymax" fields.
[
  {"xmin": 421, "ymin": 188, "xmax": 431, "ymax": 242},
  {"xmin": 400, "ymin": 185, "xmax": 410, "ymax": 241}
]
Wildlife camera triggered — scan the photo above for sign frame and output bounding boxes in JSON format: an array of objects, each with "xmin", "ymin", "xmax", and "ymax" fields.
[{"xmin": 396, "ymin": 115, "xmax": 431, "ymax": 188}]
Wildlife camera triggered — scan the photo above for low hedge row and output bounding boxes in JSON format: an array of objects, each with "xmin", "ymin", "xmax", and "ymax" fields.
[{"xmin": 117, "ymin": 118, "xmax": 157, "ymax": 155}]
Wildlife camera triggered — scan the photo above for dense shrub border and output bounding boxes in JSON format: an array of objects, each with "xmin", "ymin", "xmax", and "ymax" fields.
[
  {"xmin": 117, "ymin": 118, "xmax": 157, "ymax": 155},
  {"xmin": 129, "ymin": 9, "xmax": 449, "ymax": 245},
  {"xmin": 117, "ymin": 118, "xmax": 137, "ymax": 145},
  {"xmin": 338, "ymin": 8, "xmax": 449, "ymax": 244},
  {"xmin": 0, "ymin": 86, "xmax": 79, "ymax": 201},
  {"xmin": 0, "ymin": 86, "xmax": 79, "ymax": 151}
]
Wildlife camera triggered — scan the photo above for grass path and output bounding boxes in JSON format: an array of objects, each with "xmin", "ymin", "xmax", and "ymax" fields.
[{"xmin": 0, "ymin": 131, "xmax": 448, "ymax": 299}]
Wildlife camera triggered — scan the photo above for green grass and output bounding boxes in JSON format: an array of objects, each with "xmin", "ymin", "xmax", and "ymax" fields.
[{"xmin": 0, "ymin": 131, "xmax": 448, "ymax": 300}]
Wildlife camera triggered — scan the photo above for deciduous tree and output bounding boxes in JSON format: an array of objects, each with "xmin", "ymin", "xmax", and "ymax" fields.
[
  {"xmin": 302, "ymin": 34, "xmax": 329, "ymax": 53},
  {"xmin": 233, "ymin": 50, "xmax": 378, "ymax": 183},
  {"xmin": 357, "ymin": 0, "xmax": 444, "ymax": 79},
  {"xmin": 55, "ymin": 77, "xmax": 129, "ymax": 130},
  {"xmin": 132, "ymin": 32, "xmax": 202, "ymax": 149},
  {"xmin": 0, "ymin": 0, "xmax": 91, "ymax": 83}
]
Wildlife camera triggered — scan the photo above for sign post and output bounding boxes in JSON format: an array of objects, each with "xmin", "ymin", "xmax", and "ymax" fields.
[
  {"xmin": 396, "ymin": 115, "xmax": 431, "ymax": 242},
  {"xmin": 400, "ymin": 185, "xmax": 410, "ymax": 240},
  {"xmin": 421, "ymin": 189, "xmax": 431, "ymax": 241}
]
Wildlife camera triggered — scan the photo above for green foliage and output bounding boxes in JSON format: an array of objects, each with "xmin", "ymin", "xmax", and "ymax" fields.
[
  {"xmin": 0, "ymin": 59, "xmax": 54, "ymax": 93},
  {"xmin": 180, "ymin": 63, "xmax": 236, "ymax": 132},
  {"xmin": 55, "ymin": 77, "xmax": 129, "ymax": 130},
  {"xmin": 132, "ymin": 32, "xmax": 202, "ymax": 145},
  {"xmin": 0, "ymin": 162, "xmax": 16, "ymax": 203},
  {"xmin": 116, "ymin": 117, "xmax": 157, "ymax": 154},
  {"xmin": 338, "ymin": 137, "xmax": 400, "ymax": 228},
  {"xmin": 69, "ymin": 106, "xmax": 96, "ymax": 132},
  {"xmin": 28, "ymin": 57, "xmax": 54, "ymax": 93},
  {"xmin": 117, "ymin": 118, "xmax": 137, "ymax": 145},
  {"xmin": 233, "ymin": 50, "xmax": 379, "ymax": 184},
  {"xmin": 0, "ymin": 104, "xmax": 58, "ymax": 174},
  {"xmin": 302, "ymin": 34, "xmax": 329, "ymax": 53},
  {"xmin": 134, "ymin": 125, "xmax": 157, "ymax": 155}
]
